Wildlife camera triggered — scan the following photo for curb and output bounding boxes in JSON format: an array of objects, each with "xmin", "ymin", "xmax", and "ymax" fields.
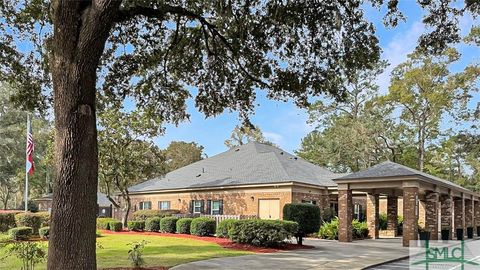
[{"xmin": 362, "ymin": 255, "xmax": 409, "ymax": 269}]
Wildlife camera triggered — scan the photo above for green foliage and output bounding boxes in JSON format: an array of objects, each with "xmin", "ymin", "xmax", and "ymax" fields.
[
  {"xmin": 127, "ymin": 240, "xmax": 149, "ymax": 267},
  {"xmin": 190, "ymin": 217, "xmax": 216, "ymax": 236},
  {"xmin": 165, "ymin": 141, "xmax": 204, "ymax": 171},
  {"xmin": 36, "ymin": 212, "xmax": 50, "ymax": 227},
  {"xmin": 176, "ymin": 218, "xmax": 193, "ymax": 234},
  {"xmin": 5, "ymin": 241, "xmax": 47, "ymax": 270},
  {"xmin": 283, "ymin": 203, "xmax": 321, "ymax": 235},
  {"xmin": 0, "ymin": 213, "xmax": 16, "ymax": 232},
  {"xmin": 228, "ymin": 220, "xmax": 298, "ymax": 247},
  {"xmin": 318, "ymin": 218, "xmax": 369, "ymax": 240},
  {"xmin": 127, "ymin": 221, "xmax": 145, "ymax": 232},
  {"xmin": 14, "ymin": 213, "xmax": 43, "ymax": 235},
  {"xmin": 96, "ymin": 218, "xmax": 117, "ymax": 230},
  {"xmin": 8, "ymin": 227, "xmax": 33, "ymax": 241},
  {"xmin": 224, "ymin": 125, "xmax": 276, "ymax": 148},
  {"xmin": 145, "ymin": 217, "xmax": 161, "ymax": 232},
  {"xmin": 39, "ymin": 227, "xmax": 49, "ymax": 239},
  {"xmin": 318, "ymin": 217, "xmax": 339, "ymax": 240},
  {"xmin": 132, "ymin": 210, "xmax": 180, "ymax": 221},
  {"xmin": 109, "ymin": 221, "xmax": 123, "ymax": 232},
  {"xmin": 352, "ymin": 220, "xmax": 369, "ymax": 239},
  {"xmin": 379, "ymin": 213, "xmax": 388, "ymax": 230},
  {"xmin": 160, "ymin": 217, "xmax": 178, "ymax": 233},
  {"xmin": 216, "ymin": 219, "xmax": 237, "ymax": 238}
]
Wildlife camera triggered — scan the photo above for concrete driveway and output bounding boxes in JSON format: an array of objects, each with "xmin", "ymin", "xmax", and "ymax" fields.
[{"xmin": 171, "ymin": 238, "xmax": 409, "ymax": 270}]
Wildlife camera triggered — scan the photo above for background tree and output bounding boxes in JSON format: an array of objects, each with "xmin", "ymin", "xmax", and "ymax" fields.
[
  {"xmin": 165, "ymin": 141, "xmax": 204, "ymax": 172},
  {"xmin": 383, "ymin": 48, "xmax": 480, "ymax": 171},
  {"xmin": 98, "ymin": 107, "xmax": 166, "ymax": 226},
  {"xmin": 0, "ymin": 85, "xmax": 53, "ymax": 209},
  {"xmin": 224, "ymin": 124, "xmax": 275, "ymax": 148},
  {"xmin": 297, "ymin": 63, "xmax": 408, "ymax": 172},
  {"xmin": 1, "ymin": 0, "xmax": 476, "ymax": 268}
]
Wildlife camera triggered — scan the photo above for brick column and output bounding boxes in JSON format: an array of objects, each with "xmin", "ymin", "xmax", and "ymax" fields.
[
  {"xmin": 425, "ymin": 192, "xmax": 439, "ymax": 240},
  {"xmin": 454, "ymin": 197, "xmax": 465, "ymax": 239},
  {"xmin": 387, "ymin": 195, "xmax": 398, "ymax": 237},
  {"xmin": 338, "ymin": 189, "xmax": 353, "ymax": 242},
  {"xmin": 440, "ymin": 195, "xmax": 453, "ymax": 240},
  {"xmin": 366, "ymin": 193, "xmax": 379, "ymax": 239},
  {"xmin": 466, "ymin": 199, "xmax": 473, "ymax": 229},
  {"xmin": 475, "ymin": 200, "xmax": 480, "ymax": 236},
  {"xmin": 403, "ymin": 187, "xmax": 419, "ymax": 247}
]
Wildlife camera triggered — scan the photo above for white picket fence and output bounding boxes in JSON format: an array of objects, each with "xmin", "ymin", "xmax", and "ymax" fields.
[
  {"xmin": 174, "ymin": 213, "xmax": 257, "ymax": 226},
  {"xmin": 200, "ymin": 214, "xmax": 257, "ymax": 226}
]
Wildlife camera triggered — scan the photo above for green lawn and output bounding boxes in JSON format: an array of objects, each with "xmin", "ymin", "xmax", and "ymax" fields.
[{"xmin": 0, "ymin": 233, "xmax": 251, "ymax": 269}]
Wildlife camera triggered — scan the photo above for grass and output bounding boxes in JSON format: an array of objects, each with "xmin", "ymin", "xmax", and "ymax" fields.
[{"xmin": 0, "ymin": 233, "xmax": 252, "ymax": 269}]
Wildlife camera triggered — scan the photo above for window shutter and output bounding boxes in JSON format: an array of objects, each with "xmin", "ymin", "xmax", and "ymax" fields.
[
  {"xmin": 200, "ymin": 200, "xmax": 205, "ymax": 214},
  {"xmin": 206, "ymin": 200, "xmax": 211, "ymax": 215},
  {"xmin": 219, "ymin": 200, "xmax": 224, "ymax": 215},
  {"xmin": 189, "ymin": 201, "xmax": 193, "ymax": 214}
]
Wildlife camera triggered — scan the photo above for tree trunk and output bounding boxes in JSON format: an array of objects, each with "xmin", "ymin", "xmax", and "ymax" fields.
[
  {"xmin": 122, "ymin": 196, "xmax": 131, "ymax": 228},
  {"xmin": 418, "ymin": 129, "xmax": 425, "ymax": 172},
  {"xmin": 48, "ymin": 2, "xmax": 119, "ymax": 269}
]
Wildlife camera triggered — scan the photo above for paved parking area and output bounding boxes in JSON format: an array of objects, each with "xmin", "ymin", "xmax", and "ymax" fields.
[{"xmin": 172, "ymin": 238, "xmax": 409, "ymax": 270}]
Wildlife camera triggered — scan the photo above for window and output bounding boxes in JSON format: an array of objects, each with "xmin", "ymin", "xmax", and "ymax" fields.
[
  {"xmin": 158, "ymin": 201, "xmax": 170, "ymax": 210},
  {"xmin": 139, "ymin": 201, "xmax": 152, "ymax": 210},
  {"xmin": 301, "ymin": 200, "xmax": 317, "ymax": 205},
  {"xmin": 193, "ymin": 200, "xmax": 203, "ymax": 213},
  {"xmin": 210, "ymin": 200, "xmax": 222, "ymax": 215}
]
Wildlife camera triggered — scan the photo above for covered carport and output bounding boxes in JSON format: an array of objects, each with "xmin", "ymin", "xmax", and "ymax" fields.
[{"xmin": 333, "ymin": 161, "xmax": 480, "ymax": 247}]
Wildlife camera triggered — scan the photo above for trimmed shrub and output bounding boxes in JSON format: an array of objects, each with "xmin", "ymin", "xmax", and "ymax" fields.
[
  {"xmin": 128, "ymin": 220, "xmax": 145, "ymax": 232},
  {"xmin": 109, "ymin": 221, "xmax": 123, "ymax": 232},
  {"xmin": 176, "ymin": 218, "xmax": 193, "ymax": 234},
  {"xmin": 283, "ymin": 203, "xmax": 321, "ymax": 244},
  {"xmin": 318, "ymin": 217, "xmax": 339, "ymax": 240},
  {"xmin": 160, "ymin": 217, "xmax": 178, "ymax": 233},
  {"xmin": 15, "ymin": 213, "xmax": 42, "ymax": 235},
  {"xmin": 132, "ymin": 210, "xmax": 181, "ymax": 221},
  {"xmin": 379, "ymin": 213, "xmax": 387, "ymax": 230},
  {"xmin": 8, "ymin": 227, "xmax": 33, "ymax": 241},
  {"xmin": 39, "ymin": 226, "xmax": 50, "ymax": 239},
  {"xmin": 0, "ymin": 212, "xmax": 17, "ymax": 232},
  {"xmin": 190, "ymin": 217, "xmax": 216, "ymax": 236},
  {"xmin": 36, "ymin": 212, "xmax": 50, "ymax": 227},
  {"xmin": 96, "ymin": 218, "xmax": 116, "ymax": 230},
  {"xmin": 145, "ymin": 217, "xmax": 161, "ymax": 232},
  {"xmin": 228, "ymin": 219, "xmax": 298, "ymax": 247},
  {"xmin": 352, "ymin": 220, "xmax": 369, "ymax": 239},
  {"xmin": 216, "ymin": 219, "xmax": 237, "ymax": 238}
]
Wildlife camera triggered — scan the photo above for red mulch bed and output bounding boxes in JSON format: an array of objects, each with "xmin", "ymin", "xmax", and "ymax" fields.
[
  {"xmin": 103, "ymin": 266, "xmax": 169, "ymax": 270},
  {"xmin": 100, "ymin": 230, "xmax": 314, "ymax": 253}
]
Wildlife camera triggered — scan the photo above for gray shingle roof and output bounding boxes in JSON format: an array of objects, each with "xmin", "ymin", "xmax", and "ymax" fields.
[
  {"xmin": 35, "ymin": 192, "xmax": 112, "ymax": 206},
  {"xmin": 129, "ymin": 141, "xmax": 341, "ymax": 193},
  {"xmin": 335, "ymin": 161, "xmax": 468, "ymax": 191}
]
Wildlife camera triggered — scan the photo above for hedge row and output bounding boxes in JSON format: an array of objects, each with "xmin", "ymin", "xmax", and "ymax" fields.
[
  {"xmin": 14, "ymin": 212, "xmax": 50, "ymax": 235},
  {"xmin": 132, "ymin": 209, "xmax": 181, "ymax": 221},
  {"xmin": 0, "ymin": 213, "xmax": 16, "ymax": 232}
]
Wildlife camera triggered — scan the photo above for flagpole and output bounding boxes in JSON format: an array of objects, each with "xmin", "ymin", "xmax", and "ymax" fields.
[{"xmin": 25, "ymin": 113, "xmax": 29, "ymax": 212}]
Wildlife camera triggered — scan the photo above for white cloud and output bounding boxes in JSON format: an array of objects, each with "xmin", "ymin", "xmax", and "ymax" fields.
[
  {"xmin": 377, "ymin": 21, "xmax": 425, "ymax": 94},
  {"xmin": 263, "ymin": 131, "xmax": 284, "ymax": 146}
]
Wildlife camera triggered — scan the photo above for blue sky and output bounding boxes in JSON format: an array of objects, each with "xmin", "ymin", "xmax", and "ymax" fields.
[{"xmin": 152, "ymin": 2, "xmax": 480, "ymax": 157}]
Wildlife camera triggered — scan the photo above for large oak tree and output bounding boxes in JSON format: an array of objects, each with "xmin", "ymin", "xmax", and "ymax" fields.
[{"xmin": 0, "ymin": 0, "xmax": 478, "ymax": 269}]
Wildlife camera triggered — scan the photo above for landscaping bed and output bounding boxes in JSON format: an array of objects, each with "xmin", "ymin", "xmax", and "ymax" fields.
[{"xmin": 100, "ymin": 229, "xmax": 314, "ymax": 253}]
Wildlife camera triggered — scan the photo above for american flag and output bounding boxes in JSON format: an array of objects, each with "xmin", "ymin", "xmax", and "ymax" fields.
[{"xmin": 26, "ymin": 117, "xmax": 35, "ymax": 175}]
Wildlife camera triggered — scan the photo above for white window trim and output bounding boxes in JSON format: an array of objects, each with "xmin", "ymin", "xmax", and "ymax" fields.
[
  {"xmin": 193, "ymin": 200, "xmax": 202, "ymax": 213},
  {"xmin": 211, "ymin": 200, "xmax": 221, "ymax": 215},
  {"xmin": 158, "ymin": 201, "xmax": 170, "ymax": 210}
]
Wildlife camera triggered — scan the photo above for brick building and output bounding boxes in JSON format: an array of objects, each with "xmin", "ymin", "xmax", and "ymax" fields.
[{"xmin": 120, "ymin": 142, "xmax": 480, "ymax": 247}]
